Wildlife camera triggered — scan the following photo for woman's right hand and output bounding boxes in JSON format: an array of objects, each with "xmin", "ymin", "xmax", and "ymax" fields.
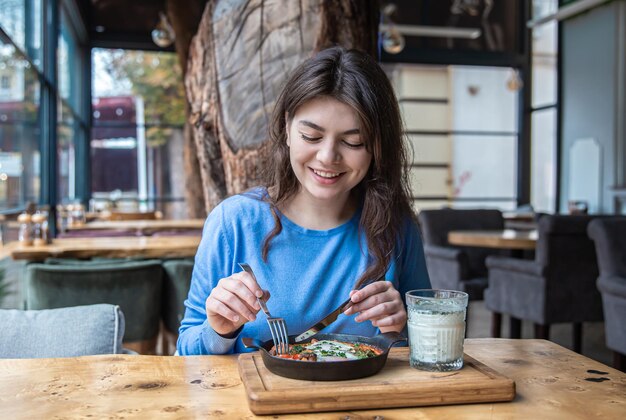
[{"xmin": 205, "ymin": 271, "xmax": 266, "ymax": 337}]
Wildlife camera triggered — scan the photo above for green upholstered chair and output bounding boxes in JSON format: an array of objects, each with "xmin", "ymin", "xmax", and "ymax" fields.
[
  {"xmin": 0, "ymin": 304, "xmax": 127, "ymax": 358},
  {"xmin": 25, "ymin": 259, "xmax": 163, "ymax": 354},
  {"xmin": 161, "ymin": 259, "xmax": 194, "ymax": 353},
  {"xmin": 43, "ymin": 257, "xmax": 135, "ymax": 265}
]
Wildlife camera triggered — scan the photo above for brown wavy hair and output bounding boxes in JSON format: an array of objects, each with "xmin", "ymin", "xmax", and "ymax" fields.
[{"xmin": 261, "ymin": 47, "xmax": 415, "ymax": 287}]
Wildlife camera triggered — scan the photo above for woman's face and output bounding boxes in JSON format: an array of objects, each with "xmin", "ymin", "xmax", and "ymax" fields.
[{"xmin": 286, "ymin": 96, "xmax": 372, "ymax": 207}]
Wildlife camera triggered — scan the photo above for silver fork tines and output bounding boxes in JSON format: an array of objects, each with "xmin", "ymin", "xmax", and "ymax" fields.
[
  {"xmin": 238, "ymin": 263, "xmax": 289, "ymax": 355},
  {"xmin": 257, "ymin": 298, "xmax": 289, "ymax": 355}
]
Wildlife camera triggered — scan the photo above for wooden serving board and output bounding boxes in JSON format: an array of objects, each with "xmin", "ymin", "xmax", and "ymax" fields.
[{"xmin": 238, "ymin": 347, "xmax": 515, "ymax": 415}]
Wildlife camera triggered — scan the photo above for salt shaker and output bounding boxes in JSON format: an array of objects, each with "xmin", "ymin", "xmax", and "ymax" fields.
[
  {"xmin": 17, "ymin": 212, "xmax": 33, "ymax": 246},
  {"xmin": 40, "ymin": 211, "xmax": 50, "ymax": 244}
]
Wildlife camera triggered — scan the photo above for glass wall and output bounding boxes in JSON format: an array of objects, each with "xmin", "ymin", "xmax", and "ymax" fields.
[
  {"xmin": 530, "ymin": 0, "xmax": 558, "ymax": 213},
  {"xmin": 0, "ymin": 0, "xmax": 43, "ymax": 69},
  {"xmin": 91, "ymin": 48, "xmax": 185, "ymax": 216},
  {"xmin": 0, "ymin": 0, "xmax": 87, "ymax": 214},
  {"xmin": 0, "ymin": 0, "xmax": 42, "ymax": 211},
  {"xmin": 57, "ymin": 4, "xmax": 87, "ymax": 203}
]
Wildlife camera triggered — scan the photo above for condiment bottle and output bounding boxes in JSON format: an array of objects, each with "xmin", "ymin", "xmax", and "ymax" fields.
[
  {"xmin": 65, "ymin": 204, "xmax": 74, "ymax": 227},
  {"xmin": 17, "ymin": 212, "xmax": 33, "ymax": 246},
  {"xmin": 72, "ymin": 203, "xmax": 86, "ymax": 226},
  {"xmin": 57, "ymin": 204, "xmax": 69, "ymax": 233},
  {"xmin": 31, "ymin": 213, "xmax": 47, "ymax": 246},
  {"xmin": 40, "ymin": 211, "xmax": 50, "ymax": 244}
]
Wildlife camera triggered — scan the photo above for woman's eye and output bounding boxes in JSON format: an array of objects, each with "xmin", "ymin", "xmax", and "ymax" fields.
[
  {"xmin": 300, "ymin": 134, "xmax": 321, "ymax": 142},
  {"xmin": 343, "ymin": 140, "xmax": 364, "ymax": 149}
]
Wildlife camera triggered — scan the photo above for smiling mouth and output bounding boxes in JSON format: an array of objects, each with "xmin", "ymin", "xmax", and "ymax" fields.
[{"xmin": 312, "ymin": 169, "xmax": 342, "ymax": 179}]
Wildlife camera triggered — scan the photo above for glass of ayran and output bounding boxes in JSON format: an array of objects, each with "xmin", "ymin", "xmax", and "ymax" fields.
[{"xmin": 406, "ymin": 289, "xmax": 469, "ymax": 371}]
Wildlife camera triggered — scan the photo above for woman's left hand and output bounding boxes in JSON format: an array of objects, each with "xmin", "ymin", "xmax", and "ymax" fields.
[{"xmin": 343, "ymin": 281, "xmax": 407, "ymax": 333}]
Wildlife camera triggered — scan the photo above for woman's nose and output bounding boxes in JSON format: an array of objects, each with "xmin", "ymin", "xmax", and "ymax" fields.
[{"xmin": 316, "ymin": 139, "xmax": 340, "ymax": 163}]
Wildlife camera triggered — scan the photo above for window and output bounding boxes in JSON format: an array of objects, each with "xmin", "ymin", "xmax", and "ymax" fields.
[
  {"xmin": 0, "ymin": 0, "xmax": 86, "ymax": 217},
  {"xmin": 0, "ymin": 0, "xmax": 43, "ymax": 70},
  {"xmin": 91, "ymin": 49, "xmax": 185, "ymax": 216},
  {"xmin": 381, "ymin": 0, "xmax": 524, "ymax": 63},
  {"xmin": 1, "ymin": 75, "xmax": 10, "ymax": 89},
  {"xmin": 0, "ymin": 1, "xmax": 43, "ymax": 213},
  {"xmin": 387, "ymin": 64, "xmax": 519, "ymax": 212},
  {"xmin": 57, "ymin": 6, "xmax": 87, "ymax": 203}
]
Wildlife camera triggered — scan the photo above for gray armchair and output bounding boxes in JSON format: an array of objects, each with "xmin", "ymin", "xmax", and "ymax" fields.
[
  {"xmin": 485, "ymin": 215, "xmax": 604, "ymax": 353},
  {"xmin": 588, "ymin": 217, "xmax": 626, "ymax": 370},
  {"xmin": 418, "ymin": 208, "xmax": 506, "ymax": 301}
]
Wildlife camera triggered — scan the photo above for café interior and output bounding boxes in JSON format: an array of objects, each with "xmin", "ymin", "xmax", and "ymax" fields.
[{"xmin": 1, "ymin": 0, "xmax": 625, "ymax": 418}]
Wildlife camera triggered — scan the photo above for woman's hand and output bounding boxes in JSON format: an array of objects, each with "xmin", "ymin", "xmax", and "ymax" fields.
[
  {"xmin": 343, "ymin": 281, "xmax": 407, "ymax": 333},
  {"xmin": 205, "ymin": 271, "xmax": 266, "ymax": 337}
]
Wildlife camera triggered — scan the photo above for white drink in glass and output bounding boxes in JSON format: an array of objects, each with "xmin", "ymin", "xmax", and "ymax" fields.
[{"xmin": 406, "ymin": 290, "xmax": 468, "ymax": 371}]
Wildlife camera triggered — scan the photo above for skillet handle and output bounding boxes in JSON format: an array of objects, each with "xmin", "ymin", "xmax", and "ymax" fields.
[
  {"xmin": 241, "ymin": 337, "xmax": 265, "ymax": 350},
  {"xmin": 377, "ymin": 331, "xmax": 407, "ymax": 349}
]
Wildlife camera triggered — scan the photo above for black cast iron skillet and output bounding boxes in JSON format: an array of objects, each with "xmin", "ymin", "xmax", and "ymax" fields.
[{"xmin": 242, "ymin": 332, "xmax": 406, "ymax": 381}]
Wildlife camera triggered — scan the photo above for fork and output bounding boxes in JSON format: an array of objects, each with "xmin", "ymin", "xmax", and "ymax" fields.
[{"xmin": 238, "ymin": 263, "xmax": 289, "ymax": 355}]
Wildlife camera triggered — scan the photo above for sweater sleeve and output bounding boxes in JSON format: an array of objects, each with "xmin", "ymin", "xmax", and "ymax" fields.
[
  {"xmin": 397, "ymin": 218, "xmax": 432, "ymax": 305},
  {"xmin": 177, "ymin": 204, "xmax": 240, "ymax": 355}
]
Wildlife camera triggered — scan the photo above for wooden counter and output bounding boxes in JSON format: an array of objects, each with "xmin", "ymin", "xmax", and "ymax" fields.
[
  {"xmin": 448, "ymin": 229, "xmax": 538, "ymax": 250},
  {"xmin": 66, "ymin": 219, "xmax": 205, "ymax": 234},
  {"xmin": 0, "ymin": 339, "xmax": 623, "ymax": 419},
  {"xmin": 502, "ymin": 212, "xmax": 535, "ymax": 222},
  {"xmin": 7, "ymin": 236, "xmax": 201, "ymax": 261}
]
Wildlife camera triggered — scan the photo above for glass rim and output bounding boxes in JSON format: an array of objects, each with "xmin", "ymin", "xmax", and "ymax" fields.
[{"xmin": 405, "ymin": 289, "xmax": 469, "ymax": 300}]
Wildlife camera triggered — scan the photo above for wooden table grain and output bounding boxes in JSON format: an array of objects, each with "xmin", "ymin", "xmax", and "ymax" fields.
[
  {"xmin": 0, "ymin": 339, "xmax": 623, "ymax": 419},
  {"xmin": 448, "ymin": 229, "xmax": 538, "ymax": 250},
  {"xmin": 66, "ymin": 219, "xmax": 205, "ymax": 234},
  {"xmin": 7, "ymin": 236, "xmax": 201, "ymax": 261}
]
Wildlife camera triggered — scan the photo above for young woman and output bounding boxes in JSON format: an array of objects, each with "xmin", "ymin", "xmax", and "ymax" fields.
[{"xmin": 177, "ymin": 47, "xmax": 430, "ymax": 355}]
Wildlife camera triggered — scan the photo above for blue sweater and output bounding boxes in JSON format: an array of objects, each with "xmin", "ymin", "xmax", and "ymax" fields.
[{"xmin": 177, "ymin": 188, "xmax": 431, "ymax": 355}]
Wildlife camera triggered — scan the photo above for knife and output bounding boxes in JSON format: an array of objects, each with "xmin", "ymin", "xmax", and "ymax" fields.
[{"xmin": 294, "ymin": 276, "xmax": 385, "ymax": 343}]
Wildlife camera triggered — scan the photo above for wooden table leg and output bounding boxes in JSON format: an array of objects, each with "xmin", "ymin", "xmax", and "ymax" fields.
[
  {"xmin": 534, "ymin": 323, "xmax": 550, "ymax": 340},
  {"xmin": 491, "ymin": 312, "xmax": 502, "ymax": 338},
  {"xmin": 614, "ymin": 351, "xmax": 626, "ymax": 372},
  {"xmin": 509, "ymin": 317, "xmax": 521, "ymax": 339},
  {"xmin": 573, "ymin": 322, "xmax": 583, "ymax": 353}
]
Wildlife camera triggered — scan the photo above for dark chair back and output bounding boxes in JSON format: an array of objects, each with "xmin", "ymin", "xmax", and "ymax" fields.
[
  {"xmin": 534, "ymin": 215, "xmax": 603, "ymax": 323},
  {"xmin": 588, "ymin": 217, "xmax": 626, "ymax": 360},
  {"xmin": 161, "ymin": 259, "xmax": 194, "ymax": 334},
  {"xmin": 419, "ymin": 208, "xmax": 504, "ymax": 277},
  {"xmin": 588, "ymin": 218, "xmax": 626, "ymax": 277}
]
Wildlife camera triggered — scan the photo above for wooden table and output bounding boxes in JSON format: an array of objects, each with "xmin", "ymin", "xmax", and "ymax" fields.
[
  {"xmin": 448, "ymin": 229, "xmax": 537, "ymax": 339},
  {"xmin": 448, "ymin": 229, "xmax": 538, "ymax": 250},
  {"xmin": 0, "ymin": 339, "xmax": 623, "ymax": 419},
  {"xmin": 502, "ymin": 212, "xmax": 535, "ymax": 222},
  {"xmin": 66, "ymin": 219, "xmax": 205, "ymax": 235},
  {"xmin": 7, "ymin": 236, "xmax": 201, "ymax": 261}
]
